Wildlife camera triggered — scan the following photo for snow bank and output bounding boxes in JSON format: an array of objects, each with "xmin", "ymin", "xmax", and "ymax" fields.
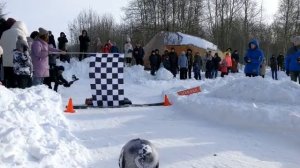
[
  {"xmin": 124, "ymin": 65, "xmax": 174, "ymax": 83},
  {"xmin": 124, "ymin": 65, "xmax": 153, "ymax": 83},
  {"xmin": 0, "ymin": 86, "xmax": 90, "ymax": 167},
  {"xmin": 172, "ymin": 77, "xmax": 300, "ymax": 133},
  {"xmin": 155, "ymin": 67, "xmax": 174, "ymax": 80},
  {"xmin": 208, "ymin": 77, "xmax": 300, "ymax": 105}
]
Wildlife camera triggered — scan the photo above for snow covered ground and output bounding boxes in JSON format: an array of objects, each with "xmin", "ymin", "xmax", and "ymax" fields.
[{"xmin": 1, "ymin": 58, "xmax": 300, "ymax": 168}]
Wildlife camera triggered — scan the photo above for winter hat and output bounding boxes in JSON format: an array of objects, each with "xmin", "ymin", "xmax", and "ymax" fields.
[
  {"xmin": 16, "ymin": 35, "xmax": 28, "ymax": 52},
  {"xmin": 17, "ymin": 35, "xmax": 23, "ymax": 40},
  {"xmin": 82, "ymin": 30, "xmax": 87, "ymax": 34},
  {"xmin": 38, "ymin": 27, "xmax": 48, "ymax": 36},
  {"xmin": 57, "ymin": 66, "xmax": 65, "ymax": 71},
  {"xmin": 291, "ymin": 36, "xmax": 300, "ymax": 46},
  {"xmin": 119, "ymin": 138, "xmax": 159, "ymax": 168},
  {"xmin": 5, "ymin": 18, "xmax": 16, "ymax": 29},
  {"xmin": 30, "ymin": 31, "xmax": 39, "ymax": 40}
]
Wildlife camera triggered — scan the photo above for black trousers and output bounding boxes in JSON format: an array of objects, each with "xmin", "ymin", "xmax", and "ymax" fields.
[
  {"xmin": 16, "ymin": 75, "xmax": 32, "ymax": 89},
  {"xmin": 135, "ymin": 57, "xmax": 144, "ymax": 66},
  {"xmin": 180, "ymin": 68, "xmax": 187, "ymax": 80},
  {"xmin": 170, "ymin": 66, "xmax": 177, "ymax": 77},
  {"xmin": 79, "ymin": 48, "xmax": 88, "ymax": 61},
  {"xmin": 188, "ymin": 65, "xmax": 192, "ymax": 79},
  {"xmin": 3, "ymin": 67, "xmax": 16, "ymax": 88},
  {"xmin": 150, "ymin": 65, "xmax": 158, "ymax": 76},
  {"xmin": 246, "ymin": 73, "xmax": 258, "ymax": 77}
]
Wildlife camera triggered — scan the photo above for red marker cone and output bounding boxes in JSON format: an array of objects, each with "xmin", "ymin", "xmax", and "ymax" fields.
[
  {"xmin": 163, "ymin": 95, "xmax": 172, "ymax": 106},
  {"xmin": 65, "ymin": 98, "xmax": 75, "ymax": 113}
]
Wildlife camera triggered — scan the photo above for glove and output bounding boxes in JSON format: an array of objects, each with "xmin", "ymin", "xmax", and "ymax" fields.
[{"xmin": 63, "ymin": 83, "xmax": 71, "ymax": 87}]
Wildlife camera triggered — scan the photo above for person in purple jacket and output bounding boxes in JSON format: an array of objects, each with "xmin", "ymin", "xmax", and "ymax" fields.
[{"xmin": 31, "ymin": 27, "xmax": 65, "ymax": 86}]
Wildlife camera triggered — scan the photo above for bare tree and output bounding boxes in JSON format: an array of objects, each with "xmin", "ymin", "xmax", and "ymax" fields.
[{"xmin": 68, "ymin": 9, "xmax": 127, "ymax": 52}]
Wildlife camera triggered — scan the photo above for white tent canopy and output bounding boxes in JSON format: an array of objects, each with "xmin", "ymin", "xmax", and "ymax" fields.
[{"xmin": 164, "ymin": 32, "xmax": 218, "ymax": 51}]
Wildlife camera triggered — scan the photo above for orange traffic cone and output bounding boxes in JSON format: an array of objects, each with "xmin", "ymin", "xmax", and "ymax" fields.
[
  {"xmin": 163, "ymin": 95, "xmax": 172, "ymax": 106},
  {"xmin": 65, "ymin": 98, "xmax": 75, "ymax": 113}
]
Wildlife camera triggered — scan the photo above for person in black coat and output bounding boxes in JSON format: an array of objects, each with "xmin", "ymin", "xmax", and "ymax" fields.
[
  {"xmin": 232, "ymin": 50, "xmax": 240, "ymax": 73},
  {"xmin": 169, "ymin": 48, "xmax": 178, "ymax": 78},
  {"xmin": 186, "ymin": 49, "xmax": 193, "ymax": 79},
  {"xmin": 205, "ymin": 56, "xmax": 214, "ymax": 79},
  {"xmin": 133, "ymin": 44, "xmax": 145, "ymax": 65},
  {"xmin": 162, "ymin": 50, "xmax": 171, "ymax": 71},
  {"xmin": 44, "ymin": 66, "xmax": 72, "ymax": 92},
  {"xmin": 58, "ymin": 32, "xmax": 69, "ymax": 62},
  {"xmin": 79, "ymin": 30, "xmax": 90, "ymax": 61},
  {"xmin": 149, "ymin": 50, "xmax": 160, "ymax": 76},
  {"xmin": 270, "ymin": 54, "xmax": 278, "ymax": 80},
  {"xmin": 48, "ymin": 31, "xmax": 56, "ymax": 48},
  {"xmin": 277, "ymin": 53, "xmax": 284, "ymax": 71},
  {"xmin": 212, "ymin": 53, "xmax": 221, "ymax": 78}
]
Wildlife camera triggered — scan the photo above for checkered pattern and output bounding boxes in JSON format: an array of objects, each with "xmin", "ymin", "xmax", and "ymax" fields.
[{"xmin": 89, "ymin": 53, "xmax": 125, "ymax": 107}]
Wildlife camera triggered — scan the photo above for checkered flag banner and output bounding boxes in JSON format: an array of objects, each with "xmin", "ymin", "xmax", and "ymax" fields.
[{"xmin": 89, "ymin": 53, "xmax": 125, "ymax": 107}]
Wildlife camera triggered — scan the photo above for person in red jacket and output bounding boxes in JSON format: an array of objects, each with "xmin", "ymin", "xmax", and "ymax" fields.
[
  {"xmin": 224, "ymin": 52, "xmax": 232, "ymax": 75},
  {"xmin": 220, "ymin": 58, "xmax": 228, "ymax": 77},
  {"xmin": 102, "ymin": 43, "xmax": 110, "ymax": 53}
]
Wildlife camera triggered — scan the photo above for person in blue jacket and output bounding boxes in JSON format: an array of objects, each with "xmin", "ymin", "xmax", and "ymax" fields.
[
  {"xmin": 178, "ymin": 51, "xmax": 188, "ymax": 80},
  {"xmin": 285, "ymin": 36, "xmax": 300, "ymax": 84},
  {"xmin": 244, "ymin": 39, "xmax": 264, "ymax": 77}
]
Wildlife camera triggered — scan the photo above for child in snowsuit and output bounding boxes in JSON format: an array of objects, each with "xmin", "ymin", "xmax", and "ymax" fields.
[{"xmin": 13, "ymin": 35, "xmax": 32, "ymax": 88}]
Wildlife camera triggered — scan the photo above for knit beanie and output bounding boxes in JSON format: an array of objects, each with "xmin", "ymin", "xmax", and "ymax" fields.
[{"xmin": 38, "ymin": 27, "xmax": 48, "ymax": 36}]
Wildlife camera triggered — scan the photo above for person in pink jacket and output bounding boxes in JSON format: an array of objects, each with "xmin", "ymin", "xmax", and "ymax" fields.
[
  {"xmin": 31, "ymin": 28, "xmax": 64, "ymax": 85},
  {"xmin": 224, "ymin": 52, "xmax": 232, "ymax": 75}
]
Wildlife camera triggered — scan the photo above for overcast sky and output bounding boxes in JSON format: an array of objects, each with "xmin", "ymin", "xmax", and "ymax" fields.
[{"xmin": 3, "ymin": 0, "xmax": 279, "ymax": 38}]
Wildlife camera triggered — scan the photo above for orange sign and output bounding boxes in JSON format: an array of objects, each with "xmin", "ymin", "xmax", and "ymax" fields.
[{"xmin": 177, "ymin": 86, "xmax": 201, "ymax": 96}]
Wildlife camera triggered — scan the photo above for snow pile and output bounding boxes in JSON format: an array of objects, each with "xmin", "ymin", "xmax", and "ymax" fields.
[
  {"xmin": 208, "ymin": 77, "xmax": 300, "ymax": 105},
  {"xmin": 0, "ymin": 86, "xmax": 90, "ymax": 168},
  {"xmin": 173, "ymin": 77, "xmax": 300, "ymax": 133},
  {"xmin": 124, "ymin": 65, "xmax": 153, "ymax": 83},
  {"xmin": 155, "ymin": 67, "xmax": 174, "ymax": 80}
]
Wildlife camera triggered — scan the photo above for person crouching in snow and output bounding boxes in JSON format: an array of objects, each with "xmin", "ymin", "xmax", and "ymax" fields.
[
  {"xmin": 220, "ymin": 58, "xmax": 228, "ymax": 77},
  {"xmin": 119, "ymin": 138, "xmax": 159, "ymax": 168},
  {"xmin": 49, "ymin": 66, "xmax": 72, "ymax": 92}
]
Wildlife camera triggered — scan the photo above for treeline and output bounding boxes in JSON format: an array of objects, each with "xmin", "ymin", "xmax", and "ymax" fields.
[{"xmin": 67, "ymin": 0, "xmax": 300, "ymax": 60}]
